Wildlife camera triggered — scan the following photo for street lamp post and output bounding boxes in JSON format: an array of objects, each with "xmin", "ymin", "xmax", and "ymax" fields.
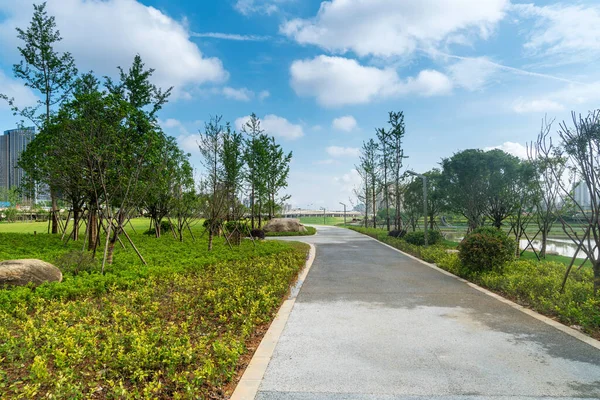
[
  {"xmin": 407, "ymin": 170, "xmax": 428, "ymax": 246},
  {"xmin": 320, "ymin": 207, "xmax": 326, "ymax": 224},
  {"xmin": 339, "ymin": 202, "xmax": 347, "ymax": 226}
]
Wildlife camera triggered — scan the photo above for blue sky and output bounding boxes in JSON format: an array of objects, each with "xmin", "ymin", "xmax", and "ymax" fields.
[{"xmin": 1, "ymin": 0, "xmax": 600, "ymax": 210}]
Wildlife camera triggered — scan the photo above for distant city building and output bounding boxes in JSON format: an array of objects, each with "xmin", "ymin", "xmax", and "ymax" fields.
[
  {"xmin": 573, "ymin": 181, "xmax": 592, "ymax": 209},
  {"xmin": 0, "ymin": 127, "xmax": 35, "ymax": 200}
]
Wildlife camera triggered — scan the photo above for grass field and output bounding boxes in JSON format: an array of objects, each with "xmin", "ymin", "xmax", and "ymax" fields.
[
  {"xmin": 299, "ymin": 216, "xmax": 347, "ymax": 226},
  {"xmin": 0, "ymin": 219, "xmax": 309, "ymax": 398}
]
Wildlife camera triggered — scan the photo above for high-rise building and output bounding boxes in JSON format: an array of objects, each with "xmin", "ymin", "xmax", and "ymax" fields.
[
  {"xmin": 573, "ymin": 181, "xmax": 592, "ymax": 210},
  {"xmin": 0, "ymin": 127, "xmax": 35, "ymax": 194}
]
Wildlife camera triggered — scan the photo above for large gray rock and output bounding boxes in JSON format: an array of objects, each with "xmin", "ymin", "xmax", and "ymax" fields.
[
  {"xmin": 0, "ymin": 259, "xmax": 62, "ymax": 287},
  {"xmin": 263, "ymin": 218, "xmax": 308, "ymax": 233}
]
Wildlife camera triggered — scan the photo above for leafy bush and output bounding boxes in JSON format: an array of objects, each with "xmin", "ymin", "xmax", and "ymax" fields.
[
  {"xmin": 0, "ymin": 225, "xmax": 309, "ymax": 398},
  {"xmin": 54, "ymin": 250, "xmax": 97, "ymax": 276},
  {"xmin": 250, "ymin": 229, "xmax": 265, "ymax": 240},
  {"xmin": 458, "ymin": 227, "xmax": 516, "ymax": 274},
  {"xmin": 404, "ymin": 230, "xmax": 443, "ymax": 246},
  {"xmin": 388, "ymin": 230, "xmax": 406, "ymax": 238}
]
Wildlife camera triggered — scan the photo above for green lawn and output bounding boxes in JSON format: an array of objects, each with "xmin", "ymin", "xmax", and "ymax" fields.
[
  {"xmin": 299, "ymin": 216, "xmax": 347, "ymax": 226},
  {"xmin": 0, "ymin": 217, "xmax": 152, "ymax": 235},
  {"xmin": 0, "ymin": 219, "xmax": 309, "ymax": 398}
]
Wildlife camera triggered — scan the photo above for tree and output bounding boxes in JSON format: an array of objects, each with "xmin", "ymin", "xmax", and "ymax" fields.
[
  {"xmin": 538, "ymin": 110, "xmax": 600, "ymax": 294},
  {"xmin": 2, "ymin": 2, "xmax": 78, "ymax": 234},
  {"xmin": 242, "ymin": 114, "xmax": 266, "ymax": 229},
  {"xmin": 483, "ymin": 149, "xmax": 524, "ymax": 229},
  {"xmin": 441, "ymin": 149, "xmax": 489, "ymax": 232},
  {"xmin": 386, "ymin": 111, "xmax": 407, "ymax": 230},
  {"xmin": 358, "ymin": 139, "xmax": 379, "ymax": 228},
  {"xmin": 144, "ymin": 137, "xmax": 192, "ymax": 238},
  {"xmin": 221, "ymin": 126, "xmax": 245, "ymax": 222},
  {"xmin": 528, "ymin": 118, "xmax": 566, "ymax": 258},
  {"xmin": 198, "ymin": 116, "xmax": 228, "ymax": 251},
  {"xmin": 265, "ymin": 137, "xmax": 292, "ymax": 219},
  {"xmin": 376, "ymin": 127, "xmax": 391, "ymax": 231},
  {"xmin": 404, "ymin": 169, "xmax": 444, "ymax": 231}
]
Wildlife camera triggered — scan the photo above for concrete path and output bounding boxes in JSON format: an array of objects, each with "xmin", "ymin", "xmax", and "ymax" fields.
[{"xmin": 257, "ymin": 226, "xmax": 600, "ymax": 400}]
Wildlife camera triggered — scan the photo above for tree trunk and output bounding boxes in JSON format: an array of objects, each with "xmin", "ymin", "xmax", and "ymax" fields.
[
  {"xmin": 251, "ymin": 186, "xmax": 255, "ymax": 229},
  {"xmin": 106, "ymin": 212, "xmax": 124, "ymax": 265},
  {"xmin": 258, "ymin": 201, "xmax": 262, "ymax": 228},
  {"xmin": 155, "ymin": 217, "xmax": 161, "ymax": 238},
  {"xmin": 73, "ymin": 207, "xmax": 79, "ymax": 241},
  {"xmin": 540, "ymin": 226, "xmax": 548, "ymax": 259},
  {"xmin": 51, "ymin": 189, "xmax": 59, "ymax": 234},
  {"xmin": 88, "ymin": 210, "xmax": 98, "ymax": 251},
  {"xmin": 372, "ymin": 180, "xmax": 376, "ymax": 229},
  {"xmin": 594, "ymin": 260, "xmax": 600, "ymax": 295},
  {"xmin": 208, "ymin": 230, "xmax": 213, "ymax": 251}
]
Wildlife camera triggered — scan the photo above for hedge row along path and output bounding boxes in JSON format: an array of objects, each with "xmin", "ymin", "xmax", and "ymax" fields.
[{"xmin": 249, "ymin": 225, "xmax": 600, "ymax": 399}]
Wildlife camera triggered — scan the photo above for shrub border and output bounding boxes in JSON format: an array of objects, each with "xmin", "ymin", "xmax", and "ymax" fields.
[
  {"xmin": 230, "ymin": 243, "xmax": 317, "ymax": 399},
  {"xmin": 357, "ymin": 231, "xmax": 600, "ymax": 351}
]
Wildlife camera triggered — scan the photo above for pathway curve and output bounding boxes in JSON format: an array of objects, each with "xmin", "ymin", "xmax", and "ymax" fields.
[{"xmin": 257, "ymin": 226, "xmax": 600, "ymax": 399}]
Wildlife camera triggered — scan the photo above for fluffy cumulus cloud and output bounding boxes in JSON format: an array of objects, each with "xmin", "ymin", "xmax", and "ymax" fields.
[
  {"xmin": 290, "ymin": 55, "xmax": 452, "ymax": 107},
  {"xmin": 222, "ymin": 87, "xmax": 254, "ymax": 102},
  {"xmin": 0, "ymin": 70, "xmax": 38, "ymax": 110},
  {"xmin": 332, "ymin": 115, "xmax": 357, "ymax": 132},
  {"xmin": 326, "ymin": 146, "xmax": 360, "ymax": 158},
  {"xmin": 484, "ymin": 142, "xmax": 528, "ymax": 159},
  {"xmin": 0, "ymin": 0, "xmax": 228, "ymax": 99},
  {"xmin": 281, "ymin": 0, "xmax": 509, "ymax": 57},
  {"xmin": 513, "ymin": 3, "xmax": 600, "ymax": 64},
  {"xmin": 235, "ymin": 114, "xmax": 304, "ymax": 140}
]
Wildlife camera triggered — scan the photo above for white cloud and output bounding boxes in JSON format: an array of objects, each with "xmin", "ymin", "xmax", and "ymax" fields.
[
  {"xmin": 333, "ymin": 169, "xmax": 362, "ymax": 194},
  {"xmin": 332, "ymin": 115, "xmax": 357, "ymax": 132},
  {"xmin": 0, "ymin": 0, "xmax": 228, "ymax": 99},
  {"xmin": 484, "ymin": 142, "xmax": 528, "ymax": 159},
  {"xmin": 0, "ymin": 70, "xmax": 38, "ymax": 110},
  {"xmin": 326, "ymin": 146, "xmax": 360, "ymax": 158},
  {"xmin": 191, "ymin": 32, "xmax": 270, "ymax": 41},
  {"xmin": 177, "ymin": 134, "xmax": 202, "ymax": 154},
  {"xmin": 447, "ymin": 56, "xmax": 498, "ymax": 91},
  {"xmin": 281, "ymin": 0, "xmax": 508, "ymax": 57},
  {"xmin": 235, "ymin": 114, "xmax": 304, "ymax": 140},
  {"xmin": 290, "ymin": 55, "xmax": 452, "ymax": 107},
  {"xmin": 513, "ymin": 3, "xmax": 600, "ymax": 65},
  {"xmin": 234, "ymin": 0, "xmax": 284, "ymax": 15},
  {"xmin": 258, "ymin": 90, "xmax": 270, "ymax": 100},
  {"xmin": 512, "ymin": 98, "xmax": 565, "ymax": 114},
  {"xmin": 222, "ymin": 87, "xmax": 253, "ymax": 102}
]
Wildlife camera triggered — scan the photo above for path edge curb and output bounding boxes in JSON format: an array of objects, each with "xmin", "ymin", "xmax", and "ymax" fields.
[
  {"xmin": 230, "ymin": 242, "xmax": 316, "ymax": 400},
  {"xmin": 361, "ymin": 233, "xmax": 600, "ymax": 351}
]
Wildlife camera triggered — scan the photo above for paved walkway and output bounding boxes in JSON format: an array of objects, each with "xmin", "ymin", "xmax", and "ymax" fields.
[{"xmin": 258, "ymin": 226, "xmax": 600, "ymax": 400}]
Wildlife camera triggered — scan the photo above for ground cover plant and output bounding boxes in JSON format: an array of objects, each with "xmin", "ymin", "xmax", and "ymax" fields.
[
  {"xmin": 0, "ymin": 223, "xmax": 309, "ymax": 399},
  {"xmin": 265, "ymin": 226, "xmax": 317, "ymax": 237},
  {"xmin": 348, "ymin": 226, "xmax": 600, "ymax": 338}
]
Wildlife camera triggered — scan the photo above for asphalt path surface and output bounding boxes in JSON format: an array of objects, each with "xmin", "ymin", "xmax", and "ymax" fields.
[{"xmin": 257, "ymin": 226, "xmax": 600, "ymax": 400}]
